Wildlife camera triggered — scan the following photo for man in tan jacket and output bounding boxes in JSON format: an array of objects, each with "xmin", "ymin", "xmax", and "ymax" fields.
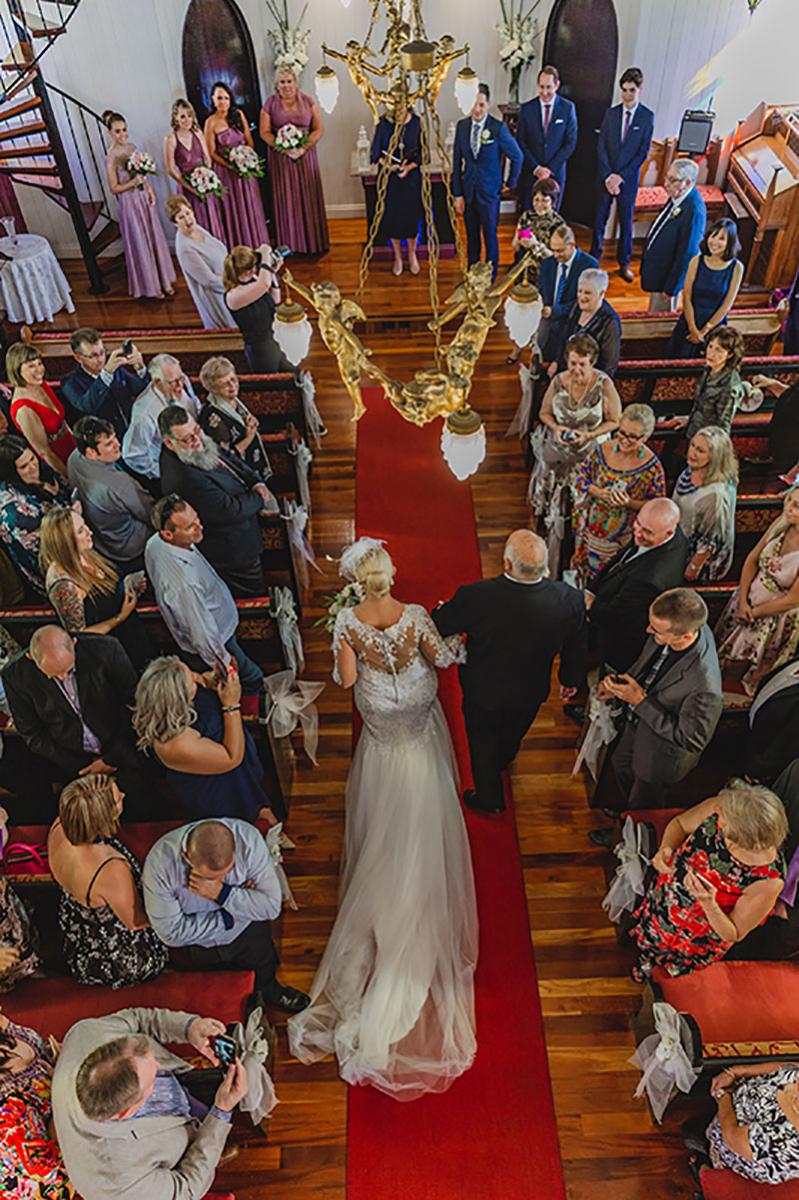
[{"xmin": 52, "ymin": 1004, "xmax": 247, "ymax": 1200}]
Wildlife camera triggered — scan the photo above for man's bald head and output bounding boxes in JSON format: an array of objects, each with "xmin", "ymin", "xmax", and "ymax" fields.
[
  {"xmin": 634, "ymin": 497, "xmax": 680, "ymax": 548},
  {"xmin": 30, "ymin": 625, "xmax": 75, "ymax": 680},
  {"xmin": 504, "ymin": 529, "xmax": 548, "ymax": 582},
  {"xmin": 185, "ymin": 821, "xmax": 236, "ymax": 873}
]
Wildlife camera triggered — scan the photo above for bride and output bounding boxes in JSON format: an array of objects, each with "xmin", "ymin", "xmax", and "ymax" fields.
[{"xmin": 288, "ymin": 537, "xmax": 478, "ymax": 1100}]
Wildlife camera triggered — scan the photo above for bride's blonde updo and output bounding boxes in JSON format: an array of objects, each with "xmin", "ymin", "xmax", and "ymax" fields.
[{"xmin": 354, "ymin": 545, "xmax": 394, "ymax": 598}]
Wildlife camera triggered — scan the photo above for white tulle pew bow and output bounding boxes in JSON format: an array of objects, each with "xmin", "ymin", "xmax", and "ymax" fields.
[
  {"xmin": 288, "ymin": 437, "xmax": 313, "ymax": 511},
  {"xmin": 602, "ymin": 816, "xmax": 649, "ymax": 922},
  {"xmin": 281, "ymin": 499, "xmax": 321, "ymax": 591},
  {"xmin": 264, "ymin": 669, "xmax": 324, "ymax": 765},
  {"xmin": 228, "ymin": 1005, "xmax": 279, "ymax": 1123},
  {"xmin": 630, "ymin": 1002, "xmax": 700, "ymax": 1122},
  {"xmin": 299, "ymin": 369, "xmax": 325, "ymax": 445},
  {"xmin": 269, "ymin": 586, "xmax": 304, "ymax": 675},
  {"xmin": 506, "ymin": 361, "xmax": 533, "ymax": 438},
  {"xmin": 573, "ymin": 690, "xmax": 620, "ymax": 779}
]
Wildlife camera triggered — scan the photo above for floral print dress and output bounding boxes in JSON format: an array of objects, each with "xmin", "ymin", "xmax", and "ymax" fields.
[
  {"xmin": 707, "ymin": 1066, "xmax": 799, "ymax": 1183},
  {"xmin": 572, "ymin": 443, "xmax": 665, "ymax": 580},
  {"xmin": 0, "ymin": 481, "xmax": 70, "ymax": 595},
  {"xmin": 630, "ymin": 813, "xmax": 784, "ymax": 977},
  {"xmin": 0, "ymin": 1020, "xmax": 73, "ymax": 1199},
  {"xmin": 57, "ymin": 837, "xmax": 167, "ymax": 989}
]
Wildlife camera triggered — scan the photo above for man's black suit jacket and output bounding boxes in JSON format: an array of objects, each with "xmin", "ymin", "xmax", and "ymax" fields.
[
  {"xmin": 159, "ymin": 444, "xmax": 264, "ymax": 575},
  {"xmin": 746, "ymin": 662, "xmax": 799, "ymax": 784},
  {"xmin": 589, "ymin": 530, "xmax": 689, "ymax": 672},
  {"xmin": 2, "ymin": 633, "xmax": 139, "ymax": 777},
  {"xmin": 431, "ymin": 574, "xmax": 586, "ymax": 712}
]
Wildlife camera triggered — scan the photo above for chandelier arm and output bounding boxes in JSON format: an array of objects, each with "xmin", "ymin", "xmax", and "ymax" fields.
[
  {"xmin": 418, "ymin": 98, "xmax": 441, "ymax": 367},
  {"xmin": 428, "ymin": 104, "xmax": 467, "ymax": 273},
  {"xmin": 357, "ymin": 111, "xmax": 407, "ymax": 298}
]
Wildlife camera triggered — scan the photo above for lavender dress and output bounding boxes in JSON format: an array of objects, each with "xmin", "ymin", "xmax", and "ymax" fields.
[
  {"xmin": 173, "ymin": 131, "xmax": 226, "ymax": 240},
  {"xmin": 215, "ymin": 125, "xmax": 269, "ymax": 248},
  {"xmin": 111, "ymin": 152, "xmax": 176, "ymax": 298},
  {"xmin": 262, "ymin": 92, "xmax": 329, "ymax": 254}
]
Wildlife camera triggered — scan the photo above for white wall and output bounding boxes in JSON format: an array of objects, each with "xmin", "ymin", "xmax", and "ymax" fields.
[{"xmin": 14, "ymin": 0, "xmax": 789, "ymax": 253}]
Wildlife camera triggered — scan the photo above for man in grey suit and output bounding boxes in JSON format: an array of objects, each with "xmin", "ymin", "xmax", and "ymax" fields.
[
  {"xmin": 52, "ymin": 1005, "xmax": 247, "ymax": 1200},
  {"xmin": 594, "ymin": 588, "xmax": 722, "ymax": 823}
]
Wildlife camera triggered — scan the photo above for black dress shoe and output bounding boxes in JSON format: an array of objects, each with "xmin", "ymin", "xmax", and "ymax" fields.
[
  {"xmin": 262, "ymin": 981, "xmax": 311, "ymax": 1015},
  {"xmin": 588, "ymin": 826, "xmax": 616, "ymax": 848},
  {"xmin": 563, "ymin": 703, "xmax": 585, "ymax": 724},
  {"xmin": 462, "ymin": 789, "xmax": 505, "ymax": 815},
  {"xmin": 619, "ymin": 264, "xmax": 635, "ymax": 283}
]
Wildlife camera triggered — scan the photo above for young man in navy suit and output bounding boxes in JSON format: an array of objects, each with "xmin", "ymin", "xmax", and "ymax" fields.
[
  {"xmin": 516, "ymin": 65, "xmax": 578, "ymax": 211},
  {"xmin": 452, "ymin": 83, "xmax": 523, "ymax": 280},
  {"xmin": 537, "ymin": 225, "xmax": 597, "ymax": 362},
  {"xmin": 640, "ymin": 158, "xmax": 706, "ymax": 312},
  {"xmin": 591, "ymin": 67, "xmax": 654, "ymax": 283}
]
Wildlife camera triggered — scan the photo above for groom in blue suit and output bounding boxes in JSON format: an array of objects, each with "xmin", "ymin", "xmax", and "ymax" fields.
[
  {"xmin": 591, "ymin": 67, "xmax": 654, "ymax": 282},
  {"xmin": 516, "ymin": 65, "xmax": 578, "ymax": 211},
  {"xmin": 640, "ymin": 157, "xmax": 706, "ymax": 311},
  {"xmin": 451, "ymin": 83, "xmax": 522, "ymax": 280}
]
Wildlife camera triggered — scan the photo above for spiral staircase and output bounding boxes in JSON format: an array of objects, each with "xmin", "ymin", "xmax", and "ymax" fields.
[{"xmin": 0, "ymin": 0, "xmax": 121, "ymax": 294}]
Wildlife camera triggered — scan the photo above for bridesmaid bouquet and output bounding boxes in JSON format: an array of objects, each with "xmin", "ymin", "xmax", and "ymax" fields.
[
  {"xmin": 126, "ymin": 149, "xmax": 158, "ymax": 182},
  {"xmin": 184, "ymin": 164, "xmax": 225, "ymax": 201},
  {"xmin": 275, "ymin": 124, "xmax": 309, "ymax": 155},
  {"xmin": 227, "ymin": 144, "xmax": 266, "ymax": 179}
]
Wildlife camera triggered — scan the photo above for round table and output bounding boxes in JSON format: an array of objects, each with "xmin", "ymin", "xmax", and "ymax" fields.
[{"xmin": 0, "ymin": 232, "xmax": 75, "ymax": 323}]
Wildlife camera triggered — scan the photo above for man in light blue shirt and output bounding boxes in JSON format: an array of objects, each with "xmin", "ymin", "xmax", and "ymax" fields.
[
  {"xmin": 142, "ymin": 817, "xmax": 309, "ymax": 1015},
  {"xmin": 122, "ymin": 353, "xmax": 201, "ymax": 482},
  {"xmin": 145, "ymin": 494, "xmax": 263, "ymax": 694}
]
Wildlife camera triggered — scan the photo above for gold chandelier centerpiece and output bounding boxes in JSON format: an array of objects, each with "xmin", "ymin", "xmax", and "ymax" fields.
[{"xmin": 273, "ymin": 0, "xmax": 544, "ymax": 479}]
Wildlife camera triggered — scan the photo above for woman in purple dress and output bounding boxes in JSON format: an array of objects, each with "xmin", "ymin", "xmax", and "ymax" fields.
[
  {"xmin": 259, "ymin": 67, "xmax": 329, "ymax": 255},
  {"xmin": 103, "ymin": 109, "xmax": 175, "ymax": 300},
  {"xmin": 163, "ymin": 97, "xmax": 225, "ymax": 241},
  {"xmin": 203, "ymin": 81, "xmax": 268, "ymax": 249}
]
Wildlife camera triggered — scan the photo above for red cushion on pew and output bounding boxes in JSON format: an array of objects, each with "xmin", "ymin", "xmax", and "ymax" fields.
[
  {"xmin": 653, "ymin": 961, "xmax": 799, "ymax": 1043},
  {"xmin": 0, "ymin": 971, "xmax": 254, "ymax": 1040},
  {"xmin": 702, "ymin": 1168, "xmax": 799, "ymax": 1198}
]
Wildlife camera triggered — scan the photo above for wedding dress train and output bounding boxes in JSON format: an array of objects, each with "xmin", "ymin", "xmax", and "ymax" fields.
[{"xmin": 287, "ymin": 603, "xmax": 478, "ymax": 1100}]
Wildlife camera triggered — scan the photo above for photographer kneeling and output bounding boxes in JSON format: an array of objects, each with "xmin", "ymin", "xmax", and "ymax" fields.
[{"xmin": 223, "ymin": 244, "xmax": 294, "ymax": 374}]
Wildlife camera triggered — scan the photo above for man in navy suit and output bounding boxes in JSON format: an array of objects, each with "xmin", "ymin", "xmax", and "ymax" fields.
[
  {"xmin": 591, "ymin": 67, "xmax": 654, "ymax": 283},
  {"xmin": 537, "ymin": 225, "xmax": 597, "ymax": 362},
  {"xmin": 516, "ymin": 65, "xmax": 578, "ymax": 211},
  {"xmin": 60, "ymin": 328, "xmax": 150, "ymax": 441},
  {"xmin": 640, "ymin": 158, "xmax": 706, "ymax": 312},
  {"xmin": 451, "ymin": 83, "xmax": 523, "ymax": 280}
]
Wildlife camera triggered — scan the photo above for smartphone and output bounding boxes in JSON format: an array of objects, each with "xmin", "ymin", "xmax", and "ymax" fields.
[
  {"xmin": 213, "ymin": 657, "xmax": 228, "ymax": 684},
  {"xmin": 609, "ymin": 674, "xmax": 626, "ymax": 684},
  {"xmin": 212, "ymin": 1033, "xmax": 237, "ymax": 1068},
  {"xmin": 121, "ymin": 338, "xmax": 133, "ymax": 357}
]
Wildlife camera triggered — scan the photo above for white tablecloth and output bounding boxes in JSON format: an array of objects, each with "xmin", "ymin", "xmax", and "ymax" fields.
[{"xmin": 0, "ymin": 233, "xmax": 75, "ymax": 324}]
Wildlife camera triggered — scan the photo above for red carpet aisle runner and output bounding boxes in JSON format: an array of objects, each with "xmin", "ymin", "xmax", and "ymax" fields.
[{"xmin": 348, "ymin": 389, "xmax": 566, "ymax": 1200}]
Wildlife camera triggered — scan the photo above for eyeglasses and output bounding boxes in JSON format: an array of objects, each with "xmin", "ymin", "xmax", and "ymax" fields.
[{"xmin": 618, "ymin": 428, "xmax": 645, "ymax": 442}]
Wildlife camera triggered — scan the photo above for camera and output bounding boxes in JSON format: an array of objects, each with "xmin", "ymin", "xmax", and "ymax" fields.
[
  {"xmin": 560, "ymin": 429, "xmax": 578, "ymax": 443},
  {"xmin": 212, "ymin": 1033, "xmax": 237, "ymax": 1068},
  {"xmin": 266, "ymin": 244, "xmax": 292, "ymax": 271}
]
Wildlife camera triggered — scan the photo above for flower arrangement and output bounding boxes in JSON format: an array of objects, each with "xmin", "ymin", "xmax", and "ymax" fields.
[
  {"xmin": 497, "ymin": 0, "xmax": 542, "ymax": 106},
  {"xmin": 275, "ymin": 123, "xmax": 309, "ymax": 154},
  {"xmin": 227, "ymin": 143, "xmax": 266, "ymax": 179},
  {"xmin": 266, "ymin": 0, "xmax": 310, "ymax": 78},
  {"xmin": 126, "ymin": 149, "xmax": 158, "ymax": 181},
  {"xmin": 183, "ymin": 164, "xmax": 225, "ymax": 200},
  {"xmin": 315, "ymin": 581, "xmax": 363, "ymax": 633}
]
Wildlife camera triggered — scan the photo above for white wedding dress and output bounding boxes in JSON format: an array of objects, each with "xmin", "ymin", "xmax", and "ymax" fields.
[{"xmin": 287, "ymin": 603, "xmax": 478, "ymax": 1100}]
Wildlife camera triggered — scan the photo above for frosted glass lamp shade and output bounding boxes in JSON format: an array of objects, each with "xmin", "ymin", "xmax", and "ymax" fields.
[
  {"xmin": 441, "ymin": 407, "xmax": 486, "ymax": 480},
  {"xmin": 340, "ymin": 0, "xmax": 352, "ymax": 6},
  {"xmin": 315, "ymin": 65, "xmax": 339, "ymax": 113},
  {"xmin": 274, "ymin": 301, "xmax": 312, "ymax": 365},
  {"xmin": 454, "ymin": 67, "xmax": 479, "ymax": 115},
  {"xmin": 504, "ymin": 284, "xmax": 543, "ymax": 348}
]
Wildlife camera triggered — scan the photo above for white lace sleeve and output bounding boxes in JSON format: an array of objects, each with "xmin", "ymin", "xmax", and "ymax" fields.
[
  {"xmin": 414, "ymin": 605, "xmax": 466, "ymax": 669},
  {"xmin": 332, "ymin": 607, "xmax": 355, "ymax": 686}
]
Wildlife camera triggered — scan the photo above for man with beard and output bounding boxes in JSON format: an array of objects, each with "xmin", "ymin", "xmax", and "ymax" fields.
[{"xmin": 158, "ymin": 405, "xmax": 278, "ymax": 597}]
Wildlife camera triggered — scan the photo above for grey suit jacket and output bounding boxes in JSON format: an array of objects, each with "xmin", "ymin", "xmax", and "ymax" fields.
[
  {"xmin": 52, "ymin": 1006, "xmax": 230, "ymax": 1200},
  {"xmin": 627, "ymin": 624, "xmax": 723, "ymax": 783}
]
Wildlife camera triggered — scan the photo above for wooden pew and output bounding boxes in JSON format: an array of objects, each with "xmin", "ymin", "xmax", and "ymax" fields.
[
  {"xmin": 619, "ymin": 308, "xmax": 781, "ymax": 360},
  {"xmin": 33, "ymin": 325, "xmax": 248, "ymax": 376}
]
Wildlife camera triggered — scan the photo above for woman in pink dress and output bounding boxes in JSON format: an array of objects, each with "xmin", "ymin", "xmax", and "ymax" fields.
[
  {"xmin": 203, "ymin": 82, "xmax": 268, "ymax": 248},
  {"xmin": 259, "ymin": 67, "xmax": 329, "ymax": 255},
  {"xmin": 715, "ymin": 488, "xmax": 799, "ymax": 694},
  {"xmin": 163, "ymin": 98, "xmax": 225, "ymax": 241},
  {"xmin": 103, "ymin": 110, "xmax": 175, "ymax": 300}
]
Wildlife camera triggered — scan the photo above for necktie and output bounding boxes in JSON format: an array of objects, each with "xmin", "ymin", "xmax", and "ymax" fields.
[
  {"xmin": 622, "ymin": 109, "xmax": 632, "ymax": 142},
  {"xmin": 555, "ymin": 261, "xmax": 568, "ymax": 303},
  {"xmin": 471, "ymin": 121, "xmax": 481, "ymax": 158},
  {"xmin": 543, "ymin": 103, "xmax": 551, "ymax": 136}
]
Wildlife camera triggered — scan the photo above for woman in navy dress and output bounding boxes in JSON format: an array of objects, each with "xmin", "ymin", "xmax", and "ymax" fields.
[
  {"xmin": 668, "ymin": 219, "xmax": 744, "ymax": 359},
  {"xmin": 370, "ymin": 103, "xmax": 422, "ymax": 277}
]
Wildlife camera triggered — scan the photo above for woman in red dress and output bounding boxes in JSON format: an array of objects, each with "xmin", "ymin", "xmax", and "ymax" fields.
[
  {"xmin": 6, "ymin": 343, "xmax": 75, "ymax": 478},
  {"xmin": 630, "ymin": 780, "xmax": 787, "ymax": 980}
]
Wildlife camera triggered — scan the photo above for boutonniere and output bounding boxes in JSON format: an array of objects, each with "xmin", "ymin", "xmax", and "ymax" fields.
[
  {"xmin": 670, "ymin": 206, "xmax": 682, "ymax": 219},
  {"xmin": 480, "ymin": 128, "xmax": 494, "ymax": 145}
]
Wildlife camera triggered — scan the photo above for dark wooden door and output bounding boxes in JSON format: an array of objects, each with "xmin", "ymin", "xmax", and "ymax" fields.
[
  {"xmin": 182, "ymin": 0, "xmax": 262, "ymax": 135},
  {"xmin": 544, "ymin": 0, "xmax": 618, "ymax": 228}
]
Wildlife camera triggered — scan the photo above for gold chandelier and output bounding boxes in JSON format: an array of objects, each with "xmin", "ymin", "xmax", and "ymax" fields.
[{"xmin": 273, "ymin": 0, "xmax": 544, "ymax": 479}]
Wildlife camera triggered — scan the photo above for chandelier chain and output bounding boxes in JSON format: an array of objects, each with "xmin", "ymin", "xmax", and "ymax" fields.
[
  {"xmin": 358, "ymin": 112, "xmax": 406, "ymax": 298},
  {"xmin": 428, "ymin": 103, "xmax": 467, "ymax": 273},
  {"xmin": 419, "ymin": 96, "xmax": 441, "ymax": 366}
]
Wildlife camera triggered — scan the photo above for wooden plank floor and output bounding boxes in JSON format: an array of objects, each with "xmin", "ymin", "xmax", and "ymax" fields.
[{"xmin": 41, "ymin": 222, "xmax": 697, "ymax": 1197}]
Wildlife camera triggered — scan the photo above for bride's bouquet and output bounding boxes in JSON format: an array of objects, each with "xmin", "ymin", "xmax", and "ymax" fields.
[
  {"xmin": 183, "ymin": 164, "xmax": 225, "ymax": 201},
  {"xmin": 316, "ymin": 581, "xmax": 363, "ymax": 633},
  {"xmin": 227, "ymin": 144, "xmax": 266, "ymax": 179},
  {"xmin": 126, "ymin": 150, "xmax": 158, "ymax": 182},
  {"xmin": 275, "ymin": 124, "xmax": 309, "ymax": 155}
]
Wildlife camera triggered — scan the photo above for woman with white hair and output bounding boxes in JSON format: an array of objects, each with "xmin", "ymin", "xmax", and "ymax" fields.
[
  {"xmin": 288, "ymin": 537, "xmax": 477, "ymax": 1099},
  {"xmin": 553, "ymin": 267, "xmax": 622, "ymax": 377},
  {"xmin": 673, "ymin": 425, "xmax": 738, "ymax": 581}
]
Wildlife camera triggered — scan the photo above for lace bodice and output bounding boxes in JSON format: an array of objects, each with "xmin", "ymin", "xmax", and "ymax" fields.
[{"xmin": 333, "ymin": 604, "xmax": 464, "ymax": 746}]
